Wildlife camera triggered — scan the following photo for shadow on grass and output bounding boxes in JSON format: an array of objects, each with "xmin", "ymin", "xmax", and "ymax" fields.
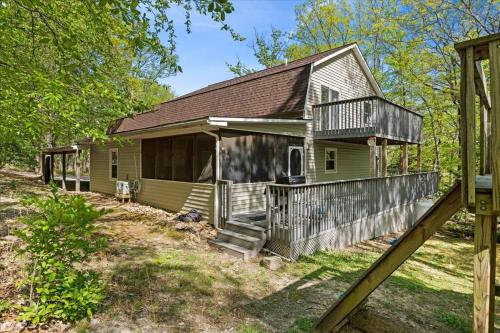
[
  {"xmin": 101, "ymin": 248, "xmax": 251, "ymax": 332},
  {"xmin": 241, "ymin": 250, "xmax": 473, "ymax": 333}
]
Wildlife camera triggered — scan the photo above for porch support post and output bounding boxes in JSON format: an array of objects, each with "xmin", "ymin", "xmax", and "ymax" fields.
[
  {"xmin": 473, "ymin": 214, "xmax": 497, "ymax": 333},
  {"xmin": 368, "ymin": 137, "xmax": 377, "ymax": 177},
  {"xmin": 61, "ymin": 152, "xmax": 67, "ymax": 190},
  {"xmin": 203, "ymin": 130, "xmax": 221, "ymax": 228},
  {"xmin": 401, "ymin": 143, "xmax": 408, "ymax": 175},
  {"xmin": 75, "ymin": 148, "xmax": 81, "ymax": 192},
  {"xmin": 381, "ymin": 139, "xmax": 388, "ymax": 177},
  {"xmin": 417, "ymin": 144, "xmax": 422, "ymax": 173},
  {"xmin": 50, "ymin": 152, "xmax": 55, "ymax": 182}
]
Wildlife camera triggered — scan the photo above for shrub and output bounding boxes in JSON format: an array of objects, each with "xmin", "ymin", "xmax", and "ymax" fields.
[{"xmin": 16, "ymin": 184, "xmax": 108, "ymax": 324}]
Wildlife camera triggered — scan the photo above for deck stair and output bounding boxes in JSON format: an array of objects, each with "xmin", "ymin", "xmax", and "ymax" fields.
[{"xmin": 209, "ymin": 212, "xmax": 267, "ymax": 260}]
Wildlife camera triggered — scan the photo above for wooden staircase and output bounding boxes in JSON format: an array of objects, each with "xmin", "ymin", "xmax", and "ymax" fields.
[{"xmin": 209, "ymin": 212, "xmax": 267, "ymax": 260}]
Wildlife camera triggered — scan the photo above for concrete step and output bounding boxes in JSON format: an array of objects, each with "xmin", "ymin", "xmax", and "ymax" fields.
[
  {"xmin": 218, "ymin": 229, "xmax": 265, "ymax": 250},
  {"xmin": 208, "ymin": 239, "xmax": 259, "ymax": 260},
  {"xmin": 225, "ymin": 220, "xmax": 266, "ymax": 239}
]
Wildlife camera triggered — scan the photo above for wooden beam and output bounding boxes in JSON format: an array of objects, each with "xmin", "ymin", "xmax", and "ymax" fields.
[
  {"xmin": 475, "ymin": 62, "xmax": 491, "ymax": 111},
  {"xmin": 459, "ymin": 50, "xmax": 469, "ymax": 206},
  {"xmin": 416, "ymin": 144, "xmax": 422, "ymax": 172},
  {"xmin": 368, "ymin": 137, "xmax": 377, "ymax": 177},
  {"xmin": 312, "ymin": 182, "xmax": 463, "ymax": 333},
  {"xmin": 455, "ymin": 33, "xmax": 500, "ymax": 53},
  {"xmin": 489, "ymin": 40, "xmax": 500, "ymax": 213},
  {"xmin": 479, "ymin": 100, "xmax": 491, "ymax": 175},
  {"xmin": 381, "ymin": 139, "xmax": 388, "ymax": 177},
  {"xmin": 75, "ymin": 149, "xmax": 81, "ymax": 192},
  {"xmin": 466, "ymin": 46, "xmax": 477, "ymax": 208},
  {"xmin": 401, "ymin": 143, "xmax": 408, "ymax": 175},
  {"xmin": 473, "ymin": 214, "xmax": 497, "ymax": 333}
]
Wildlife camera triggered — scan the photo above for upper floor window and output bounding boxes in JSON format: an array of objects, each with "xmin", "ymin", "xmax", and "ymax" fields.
[
  {"xmin": 109, "ymin": 149, "xmax": 118, "ymax": 180},
  {"xmin": 325, "ymin": 147, "xmax": 337, "ymax": 173},
  {"xmin": 321, "ymin": 85, "xmax": 340, "ymax": 103}
]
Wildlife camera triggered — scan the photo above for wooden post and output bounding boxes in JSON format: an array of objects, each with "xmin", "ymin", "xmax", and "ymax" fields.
[
  {"xmin": 473, "ymin": 214, "xmax": 497, "ymax": 333},
  {"xmin": 40, "ymin": 153, "xmax": 45, "ymax": 182},
  {"xmin": 50, "ymin": 153, "xmax": 55, "ymax": 182},
  {"xmin": 466, "ymin": 46, "xmax": 477, "ymax": 207},
  {"xmin": 401, "ymin": 143, "xmax": 408, "ymax": 175},
  {"xmin": 479, "ymin": 101, "xmax": 491, "ymax": 175},
  {"xmin": 489, "ymin": 40, "xmax": 500, "ymax": 213},
  {"xmin": 416, "ymin": 144, "xmax": 422, "ymax": 173},
  {"xmin": 75, "ymin": 149, "xmax": 81, "ymax": 192},
  {"xmin": 381, "ymin": 139, "xmax": 388, "ymax": 177},
  {"xmin": 368, "ymin": 137, "xmax": 377, "ymax": 177},
  {"xmin": 61, "ymin": 153, "xmax": 67, "ymax": 190}
]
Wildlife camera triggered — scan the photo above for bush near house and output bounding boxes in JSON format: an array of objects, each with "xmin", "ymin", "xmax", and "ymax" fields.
[{"xmin": 15, "ymin": 184, "xmax": 108, "ymax": 324}]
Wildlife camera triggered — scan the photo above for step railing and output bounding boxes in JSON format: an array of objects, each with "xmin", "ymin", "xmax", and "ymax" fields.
[
  {"xmin": 216, "ymin": 180, "xmax": 233, "ymax": 228},
  {"xmin": 265, "ymin": 172, "xmax": 440, "ymax": 243}
]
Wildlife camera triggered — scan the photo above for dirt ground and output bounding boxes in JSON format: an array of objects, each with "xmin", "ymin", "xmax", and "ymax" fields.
[{"xmin": 0, "ymin": 169, "xmax": 497, "ymax": 333}]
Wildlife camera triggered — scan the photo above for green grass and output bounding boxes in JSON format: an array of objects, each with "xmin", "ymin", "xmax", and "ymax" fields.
[
  {"xmin": 433, "ymin": 310, "xmax": 472, "ymax": 333},
  {"xmin": 237, "ymin": 323, "xmax": 267, "ymax": 333},
  {"xmin": 280, "ymin": 235, "xmax": 497, "ymax": 332},
  {"xmin": 288, "ymin": 317, "xmax": 316, "ymax": 333}
]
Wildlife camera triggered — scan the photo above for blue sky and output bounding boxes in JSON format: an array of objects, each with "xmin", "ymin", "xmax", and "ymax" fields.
[{"xmin": 159, "ymin": 0, "xmax": 302, "ymax": 96}]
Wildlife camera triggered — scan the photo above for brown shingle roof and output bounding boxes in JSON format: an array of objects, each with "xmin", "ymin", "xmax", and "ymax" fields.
[{"xmin": 110, "ymin": 43, "xmax": 355, "ymax": 134}]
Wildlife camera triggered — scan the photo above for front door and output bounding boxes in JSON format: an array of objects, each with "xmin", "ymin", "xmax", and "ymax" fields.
[{"xmin": 288, "ymin": 146, "xmax": 304, "ymax": 177}]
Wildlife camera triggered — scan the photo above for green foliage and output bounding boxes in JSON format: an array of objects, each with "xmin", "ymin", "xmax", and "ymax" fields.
[
  {"xmin": 433, "ymin": 310, "xmax": 472, "ymax": 333},
  {"xmin": 288, "ymin": 317, "xmax": 316, "ymax": 333},
  {"xmin": 0, "ymin": 300, "xmax": 10, "ymax": 315},
  {"xmin": 15, "ymin": 184, "xmax": 108, "ymax": 324},
  {"xmin": 227, "ymin": 27, "xmax": 289, "ymax": 76},
  {"xmin": 0, "ymin": 0, "xmax": 239, "ymax": 168}
]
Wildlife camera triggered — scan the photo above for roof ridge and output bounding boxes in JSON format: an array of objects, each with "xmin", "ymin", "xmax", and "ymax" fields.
[{"xmin": 155, "ymin": 43, "xmax": 356, "ymax": 107}]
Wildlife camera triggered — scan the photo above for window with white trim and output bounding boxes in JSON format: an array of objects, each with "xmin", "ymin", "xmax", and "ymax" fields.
[
  {"xmin": 320, "ymin": 85, "xmax": 340, "ymax": 103},
  {"xmin": 325, "ymin": 148, "xmax": 337, "ymax": 173},
  {"xmin": 109, "ymin": 149, "xmax": 118, "ymax": 180}
]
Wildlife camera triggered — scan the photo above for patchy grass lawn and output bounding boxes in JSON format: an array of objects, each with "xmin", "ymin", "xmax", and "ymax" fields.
[{"xmin": 0, "ymin": 169, "xmax": 498, "ymax": 333}]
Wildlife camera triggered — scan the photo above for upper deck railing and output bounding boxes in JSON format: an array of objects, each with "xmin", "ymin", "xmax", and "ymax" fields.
[{"xmin": 312, "ymin": 96, "xmax": 423, "ymax": 143}]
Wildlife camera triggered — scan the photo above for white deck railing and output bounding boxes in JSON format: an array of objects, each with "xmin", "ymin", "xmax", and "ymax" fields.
[{"xmin": 265, "ymin": 172, "xmax": 440, "ymax": 243}]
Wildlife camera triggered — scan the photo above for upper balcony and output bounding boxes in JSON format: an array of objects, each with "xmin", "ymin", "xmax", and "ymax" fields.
[{"xmin": 312, "ymin": 96, "xmax": 423, "ymax": 144}]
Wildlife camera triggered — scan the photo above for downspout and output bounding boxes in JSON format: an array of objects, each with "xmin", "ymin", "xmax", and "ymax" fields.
[{"xmin": 202, "ymin": 130, "xmax": 222, "ymax": 230}]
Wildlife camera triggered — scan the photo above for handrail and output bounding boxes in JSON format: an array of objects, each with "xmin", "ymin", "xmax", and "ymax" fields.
[
  {"xmin": 312, "ymin": 96, "xmax": 423, "ymax": 143},
  {"xmin": 265, "ymin": 172, "xmax": 440, "ymax": 244},
  {"xmin": 217, "ymin": 179, "xmax": 233, "ymax": 228},
  {"xmin": 312, "ymin": 95, "xmax": 423, "ymax": 118}
]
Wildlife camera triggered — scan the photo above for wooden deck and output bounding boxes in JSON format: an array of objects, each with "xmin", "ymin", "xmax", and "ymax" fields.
[{"xmin": 312, "ymin": 96, "xmax": 423, "ymax": 144}]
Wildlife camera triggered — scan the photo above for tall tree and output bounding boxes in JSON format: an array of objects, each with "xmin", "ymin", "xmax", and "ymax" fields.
[{"xmin": 0, "ymin": 0, "xmax": 240, "ymax": 167}]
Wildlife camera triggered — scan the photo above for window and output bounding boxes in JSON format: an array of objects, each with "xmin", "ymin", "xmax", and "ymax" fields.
[
  {"xmin": 109, "ymin": 149, "xmax": 118, "ymax": 179},
  {"xmin": 141, "ymin": 134, "xmax": 214, "ymax": 183},
  {"xmin": 325, "ymin": 148, "xmax": 337, "ymax": 173},
  {"xmin": 321, "ymin": 85, "xmax": 340, "ymax": 103}
]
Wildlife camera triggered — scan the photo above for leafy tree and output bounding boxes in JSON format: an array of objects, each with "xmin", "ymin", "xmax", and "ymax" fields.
[
  {"xmin": 227, "ymin": 27, "xmax": 288, "ymax": 76},
  {"xmin": 0, "ymin": 0, "xmax": 239, "ymax": 167}
]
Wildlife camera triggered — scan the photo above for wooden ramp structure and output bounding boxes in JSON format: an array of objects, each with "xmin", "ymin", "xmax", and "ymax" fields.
[{"xmin": 313, "ymin": 32, "xmax": 500, "ymax": 333}]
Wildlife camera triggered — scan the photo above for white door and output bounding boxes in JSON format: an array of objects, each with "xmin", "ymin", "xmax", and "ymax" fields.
[{"xmin": 288, "ymin": 146, "xmax": 304, "ymax": 176}]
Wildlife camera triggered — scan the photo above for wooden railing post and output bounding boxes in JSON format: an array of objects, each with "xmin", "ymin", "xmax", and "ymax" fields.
[
  {"xmin": 401, "ymin": 143, "xmax": 409, "ymax": 175},
  {"xmin": 368, "ymin": 137, "xmax": 377, "ymax": 177},
  {"xmin": 381, "ymin": 139, "xmax": 388, "ymax": 177}
]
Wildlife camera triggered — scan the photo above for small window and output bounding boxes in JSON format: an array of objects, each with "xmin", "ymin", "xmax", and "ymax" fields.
[
  {"xmin": 109, "ymin": 149, "xmax": 118, "ymax": 179},
  {"xmin": 325, "ymin": 148, "xmax": 337, "ymax": 173},
  {"xmin": 321, "ymin": 85, "xmax": 340, "ymax": 103}
]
